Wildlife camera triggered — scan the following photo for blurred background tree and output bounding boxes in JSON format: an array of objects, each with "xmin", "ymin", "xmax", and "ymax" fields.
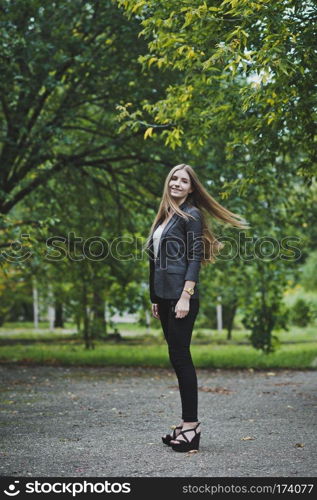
[{"xmin": 0, "ymin": 0, "xmax": 316, "ymax": 352}]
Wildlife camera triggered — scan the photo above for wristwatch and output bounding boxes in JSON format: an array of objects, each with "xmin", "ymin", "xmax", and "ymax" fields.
[{"xmin": 183, "ymin": 287, "xmax": 195, "ymax": 296}]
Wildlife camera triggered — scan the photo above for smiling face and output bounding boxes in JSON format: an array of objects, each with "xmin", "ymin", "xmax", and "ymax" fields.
[{"xmin": 169, "ymin": 168, "xmax": 193, "ymax": 203}]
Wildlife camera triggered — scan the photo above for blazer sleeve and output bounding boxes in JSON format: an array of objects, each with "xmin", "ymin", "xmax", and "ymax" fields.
[{"xmin": 184, "ymin": 207, "xmax": 204, "ymax": 282}]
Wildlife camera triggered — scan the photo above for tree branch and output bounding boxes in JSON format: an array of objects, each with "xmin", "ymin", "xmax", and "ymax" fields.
[{"xmin": 1, "ymin": 161, "xmax": 66, "ymax": 214}]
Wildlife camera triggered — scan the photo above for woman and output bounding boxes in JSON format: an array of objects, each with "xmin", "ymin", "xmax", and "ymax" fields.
[{"xmin": 144, "ymin": 163, "xmax": 249, "ymax": 452}]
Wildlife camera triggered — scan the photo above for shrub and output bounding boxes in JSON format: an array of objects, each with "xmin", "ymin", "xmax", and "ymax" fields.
[{"xmin": 290, "ymin": 298, "xmax": 313, "ymax": 327}]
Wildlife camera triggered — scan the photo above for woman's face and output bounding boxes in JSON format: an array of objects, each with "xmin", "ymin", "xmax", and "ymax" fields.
[{"xmin": 169, "ymin": 169, "xmax": 193, "ymax": 201}]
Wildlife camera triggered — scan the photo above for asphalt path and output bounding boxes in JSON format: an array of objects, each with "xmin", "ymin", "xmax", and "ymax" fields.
[{"xmin": 0, "ymin": 364, "xmax": 316, "ymax": 477}]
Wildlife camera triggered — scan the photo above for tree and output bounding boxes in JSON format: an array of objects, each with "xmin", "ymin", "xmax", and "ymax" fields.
[
  {"xmin": 300, "ymin": 251, "xmax": 317, "ymax": 292},
  {"xmin": 115, "ymin": 0, "xmax": 317, "ymax": 185},
  {"xmin": 0, "ymin": 0, "xmax": 176, "ymax": 218}
]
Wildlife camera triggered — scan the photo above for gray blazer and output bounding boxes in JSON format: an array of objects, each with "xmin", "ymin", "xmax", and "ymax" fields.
[{"xmin": 147, "ymin": 200, "xmax": 203, "ymax": 302}]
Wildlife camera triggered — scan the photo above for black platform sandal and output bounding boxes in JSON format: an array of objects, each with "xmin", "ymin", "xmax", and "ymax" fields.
[
  {"xmin": 162, "ymin": 425, "xmax": 183, "ymax": 446},
  {"xmin": 170, "ymin": 422, "xmax": 201, "ymax": 452}
]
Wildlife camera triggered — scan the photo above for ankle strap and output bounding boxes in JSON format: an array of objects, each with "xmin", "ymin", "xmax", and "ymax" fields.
[{"xmin": 176, "ymin": 422, "xmax": 200, "ymax": 442}]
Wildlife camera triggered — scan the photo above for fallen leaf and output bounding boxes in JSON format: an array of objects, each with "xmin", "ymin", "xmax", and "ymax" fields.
[
  {"xmin": 199, "ymin": 386, "xmax": 233, "ymax": 395},
  {"xmin": 295, "ymin": 443, "xmax": 305, "ymax": 448},
  {"xmin": 241, "ymin": 436, "xmax": 255, "ymax": 441},
  {"xmin": 273, "ymin": 382, "xmax": 302, "ymax": 387}
]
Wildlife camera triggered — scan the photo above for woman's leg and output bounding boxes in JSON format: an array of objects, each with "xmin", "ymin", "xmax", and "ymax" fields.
[
  {"xmin": 158, "ymin": 298, "xmax": 200, "ymax": 423},
  {"xmin": 157, "ymin": 298, "xmax": 184, "ymax": 440}
]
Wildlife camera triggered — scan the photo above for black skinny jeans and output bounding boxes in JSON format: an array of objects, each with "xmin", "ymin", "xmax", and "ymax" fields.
[{"xmin": 157, "ymin": 298, "xmax": 200, "ymax": 422}]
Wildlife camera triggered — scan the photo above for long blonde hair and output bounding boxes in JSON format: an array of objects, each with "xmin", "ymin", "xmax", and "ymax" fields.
[{"xmin": 144, "ymin": 163, "xmax": 250, "ymax": 264}]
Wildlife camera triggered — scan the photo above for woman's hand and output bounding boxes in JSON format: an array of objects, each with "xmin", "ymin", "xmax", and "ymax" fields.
[
  {"xmin": 175, "ymin": 295, "xmax": 190, "ymax": 319},
  {"xmin": 151, "ymin": 303, "xmax": 160, "ymax": 319}
]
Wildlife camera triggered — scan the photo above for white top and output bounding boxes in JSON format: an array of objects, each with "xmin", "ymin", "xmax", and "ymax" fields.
[{"xmin": 152, "ymin": 224, "xmax": 164, "ymax": 258}]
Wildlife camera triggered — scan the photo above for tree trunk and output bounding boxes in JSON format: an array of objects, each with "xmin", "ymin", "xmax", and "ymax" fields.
[
  {"xmin": 82, "ymin": 280, "xmax": 94, "ymax": 349},
  {"xmin": 91, "ymin": 286, "xmax": 106, "ymax": 339},
  {"xmin": 54, "ymin": 301, "xmax": 64, "ymax": 328},
  {"xmin": 226, "ymin": 303, "xmax": 237, "ymax": 340}
]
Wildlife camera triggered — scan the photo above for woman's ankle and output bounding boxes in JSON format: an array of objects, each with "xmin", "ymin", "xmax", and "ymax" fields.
[{"xmin": 182, "ymin": 421, "xmax": 200, "ymax": 428}]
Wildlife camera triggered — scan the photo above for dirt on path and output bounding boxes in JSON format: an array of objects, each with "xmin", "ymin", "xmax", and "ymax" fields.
[{"xmin": 0, "ymin": 364, "xmax": 316, "ymax": 477}]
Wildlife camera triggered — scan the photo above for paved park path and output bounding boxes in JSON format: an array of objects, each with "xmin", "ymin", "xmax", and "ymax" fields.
[{"xmin": 0, "ymin": 364, "xmax": 316, "ymax": 477}]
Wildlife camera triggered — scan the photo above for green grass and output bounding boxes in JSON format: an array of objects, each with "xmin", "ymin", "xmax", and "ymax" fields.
[
  {"xmin": 0, "ymin": 321, "xmax": 76, "ymax": 329},
  {"xmin": 0, "ymin": 341, "xmax": 316, "ymax": 369},
  {"xmin": 1, "ymin": 322, "xmax": 316, "ymax": 343},
  {"xmin": 0, "ymin": 319, "xmax": 316, "ymax": 369},
  {"xmin": 0, "ymin": 331, "xmax": 79, "ymax": 341},
  {"xmin": 191, "ymin": 325, "xmax": 317, "ymax": 344}
]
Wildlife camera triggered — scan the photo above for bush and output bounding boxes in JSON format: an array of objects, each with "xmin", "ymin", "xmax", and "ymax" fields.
[{"xmin": 290, "ymin": 298, "xmax": 314, "ymax": 326}]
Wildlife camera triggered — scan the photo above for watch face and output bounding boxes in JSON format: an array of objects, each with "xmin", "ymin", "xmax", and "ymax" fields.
[{"xmin": 189, "ymin": 288, "xmax": 194, "ymax": 295}]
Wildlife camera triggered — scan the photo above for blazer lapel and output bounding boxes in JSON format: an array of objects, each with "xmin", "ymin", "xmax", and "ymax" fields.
[{"xmin": 149, "ymin": 200, "xmax": 189, "ymax": 260}]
